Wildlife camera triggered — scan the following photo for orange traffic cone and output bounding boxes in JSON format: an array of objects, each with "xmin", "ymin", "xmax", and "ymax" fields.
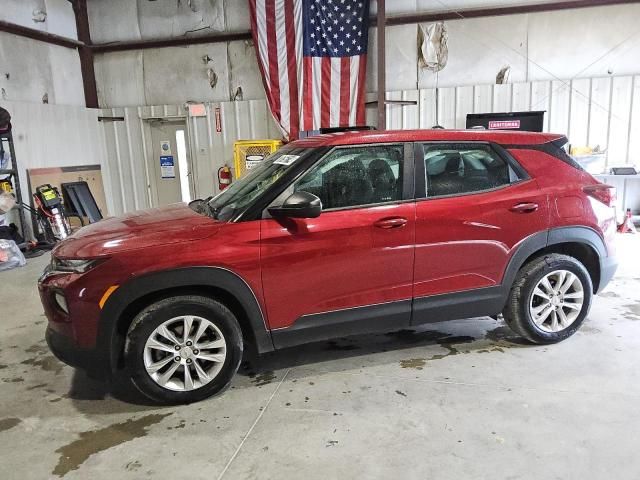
[{"xmin": 618, "ymin": 208, "xmax": 636, "ymax": 233}]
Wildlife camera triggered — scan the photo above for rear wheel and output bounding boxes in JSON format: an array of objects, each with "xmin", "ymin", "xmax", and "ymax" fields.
[
  {"xmin": 503, "ymin": 254, "xmax": 593, "ymax": 344},
  {"xmin": 125, "ymin": 295, "xmax": 243, "ymax": 404}
]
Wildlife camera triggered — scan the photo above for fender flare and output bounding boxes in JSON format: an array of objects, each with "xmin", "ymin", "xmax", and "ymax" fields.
[
  {"xmin": 502, "ymin": 226, "xmax": 606, "ymax": 292},
  {"xmin": 98, "ymin": 267, "xmax": 274, "ymax": 372}
]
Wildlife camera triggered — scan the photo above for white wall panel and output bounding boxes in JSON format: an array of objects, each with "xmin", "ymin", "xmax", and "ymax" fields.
[
  {"xmin": 628, "ymin": 77, "xmax": 640, "ymax": 165},
  {"xmin": 607, "ymin": 76, "xmax": 634, "ymax": 168},
  {"xmin": 568, "ymin": 78, "xmax": 591, "ymax": 147},
  {"xmin": 511, "ymin": 81, "xmax": 531, "ymax": 112},
  {"xmin": 386, "ymin": 90, "xmax": 420, "ymax": 130},
  {"xmin": 493, "ymin": 84, "xmax": 512, "ymax": 113},
  {"xmin": 530, "ymin": 81, "xmax": 551, "ymax": 132},
  {"xmin": 588, "ymin": 77, "xmax": 612, "ymax": 152},
  {"xmin": 2, "ymin": 101, "xmax": 109, "ymax": 235},
  {"xmin": 473, "ymin": 85, "xmax": 493, "ymax": 116},
  {"xmin": 455, "ymin": 86, "xmax": 474, "ymax": 129},
  {"xmin": 549, "ymin": 80, "xmax": 571, "ymax": 137}
]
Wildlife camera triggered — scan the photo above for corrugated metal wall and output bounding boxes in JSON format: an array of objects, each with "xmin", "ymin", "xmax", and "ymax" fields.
[
  {"xmin": 99, "ymin": 100, "xmax": 281, "ymax": 215},
  {"xmin": 8, "ymin": 74, "xmax": 637, "ymax": 220},
  {"xmin": 375, "ymin": 75, "xmax": 640, "ymax": 168},
  {"xmin": 2, "ymin": 100, "xmax": 109, "ymax": 228}
]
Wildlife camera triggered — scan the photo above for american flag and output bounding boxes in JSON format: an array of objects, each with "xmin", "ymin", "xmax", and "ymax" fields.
[{"xmin": 249, "ymin": 0, "xmax": 370, "ymax": 141}]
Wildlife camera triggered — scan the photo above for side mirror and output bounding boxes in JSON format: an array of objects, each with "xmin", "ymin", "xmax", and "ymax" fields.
[{"xmin": 268, "ymin": 191, "xmax": 322, "ymax": 219}]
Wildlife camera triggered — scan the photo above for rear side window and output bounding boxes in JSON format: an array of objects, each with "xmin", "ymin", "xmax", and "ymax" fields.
[
  {"xmin": 422, "ymin": 143, "xmax": 521, "ymax": 198},
  {"xmin": 544, "ymin": 138, "xmax": 585, "ymax": 171}
]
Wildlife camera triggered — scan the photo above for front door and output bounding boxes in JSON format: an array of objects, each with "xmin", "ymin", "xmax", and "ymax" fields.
[
  {"xmin": 412, "ymin": 142, "xmax": 549, "ymax": 322},
  {"xmin": 148, "ymin": 121, "xmax": 193, "ymax": 206},
  {"xmin": 260, "ymin": 143, "xmax": 416, "ymax": 348}
]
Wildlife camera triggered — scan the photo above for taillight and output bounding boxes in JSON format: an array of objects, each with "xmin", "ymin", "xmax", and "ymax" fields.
[{"xmin": 583, "ymin": 184, "xmax": 616, "ymax": 207}]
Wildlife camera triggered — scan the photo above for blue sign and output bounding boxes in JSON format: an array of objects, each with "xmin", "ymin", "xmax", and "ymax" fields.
[{"xmin": 160, "ymin": 155, "xmax": 175, "ymax": 178}]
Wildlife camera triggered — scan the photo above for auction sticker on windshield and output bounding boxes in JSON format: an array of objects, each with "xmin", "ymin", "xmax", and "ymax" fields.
[{"xmin": 274, "ymin": 154, "xmax": 300, "ymax": 166}]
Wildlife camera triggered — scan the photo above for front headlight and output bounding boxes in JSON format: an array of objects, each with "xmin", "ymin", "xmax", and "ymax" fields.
[{"xmin": 51, "ymin": 257, "xmax": 100, "ymax": 273}]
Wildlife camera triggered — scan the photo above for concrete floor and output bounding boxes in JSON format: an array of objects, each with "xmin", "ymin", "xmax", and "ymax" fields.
[{"xmin": 1, "ymin": 235, "xmax": 639, "ymax": 480}]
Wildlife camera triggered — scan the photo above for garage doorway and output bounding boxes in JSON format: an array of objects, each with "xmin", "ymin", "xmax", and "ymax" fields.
[{"xmin": 147, "ymin": 120, "xmax": 193, "ymax": 206}]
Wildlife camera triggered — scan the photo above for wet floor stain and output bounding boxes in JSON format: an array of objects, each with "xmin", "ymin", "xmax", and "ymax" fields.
[
  {"xmin": 52, "ymin": 413, "xmax": 171, "ymax": 477},
  {"xmin": 395, "ymin": 390, "xmax": 407, "ymax": 397},
  {"xmin": 397, "ymin": 328, "xmax": 515, "ymax": 368},
  {"xmin": 2, "ymin": 376, "xmax": 24, "ymax": 383},
  {"xmin": 25, "ymin": 342, "xmax": 48, "ymax": 354},
  {"xmin": 251, "ymin": 371, "xmax": 277, "ymax": 387},
  {"xmin": 484, "ymin": 326, "xmax": 524, "ymax": 345},
  {"xmin": 400, "ymin": 358, "xmax": 426, "ymax": 370},
  {"xmin": 0, "ymin": 364, "xmax": 7, "ymax": 370},
  {"xmin": 21, "ymin": 355, "xmax": 63, "ymax": 375},
  {"xmin": 125, "ymin": 460, "xmax": 142, "ymax": 471},
  {"xmin": 167, "ymin": 419, "xmax": 186, "ymax": 430},
  {"xmin": 598, "ymin": 291, "xmax": 620, "ymax": 298},
  {"xmin": 580, "ymin": 325, "xmax": 602, "ymax": 334},
  {"xmin": 0, "ymin": 417, "xmax": 21, "ymax": 432},
  {"xmin": 623, "ymin": 303, "xmax": 640, "ymax": 317},
  {"xmin": 26, "ymin": 383, "xmax": 48, "ymax": 391},
  {"xmin": 324, "ymin": 340, "xmax": 361, "ymax": 351}
]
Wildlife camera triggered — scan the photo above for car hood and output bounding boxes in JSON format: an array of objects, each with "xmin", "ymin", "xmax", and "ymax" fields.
[{"xmin": 53, "ymin": 203, "xmax": 222, "ymax": 258}]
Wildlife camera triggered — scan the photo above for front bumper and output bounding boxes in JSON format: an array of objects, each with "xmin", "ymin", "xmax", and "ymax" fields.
[{"xmin": 46, "ymin": 326, "xmax": 94, "ymax": 370}]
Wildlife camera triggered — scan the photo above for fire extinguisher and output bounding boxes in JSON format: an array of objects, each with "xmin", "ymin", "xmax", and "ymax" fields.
[{"xmin": 218, "ymin": 164, "xmax": 232, "ymax": 191}]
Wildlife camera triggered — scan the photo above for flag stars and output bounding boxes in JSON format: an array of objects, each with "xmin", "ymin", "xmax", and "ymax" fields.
[{"xmin": 305, "ymin": 0, "xmax": 366, "ymax": 57}]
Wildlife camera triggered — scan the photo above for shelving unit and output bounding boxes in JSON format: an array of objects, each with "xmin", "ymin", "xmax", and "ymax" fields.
[{"xmin": 1, "ymin": 130, "xmax": 28, "ymax": 241}]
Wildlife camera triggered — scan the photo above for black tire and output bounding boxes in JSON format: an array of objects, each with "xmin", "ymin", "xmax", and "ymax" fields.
[
  {"xmin": 124, "ymin": 295, "xmax": 243, "ymax": 405},
  {"xmin": 503, "ymin": 253, "xmax": 593, "ymax": 344}
]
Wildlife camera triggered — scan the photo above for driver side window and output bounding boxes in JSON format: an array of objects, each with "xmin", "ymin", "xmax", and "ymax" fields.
[{"xmin": 295, "ymin": 144, "xmax": 404, "ymax": 210}]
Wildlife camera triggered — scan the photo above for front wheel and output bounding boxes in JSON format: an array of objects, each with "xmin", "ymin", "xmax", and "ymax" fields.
[
  {"xmin": 125, "ymin": 295, "xmax": 243, "ymax": 404},
  {"xmin": 503, "ymin": 254, "xmax": 593, "ymax": 344}
]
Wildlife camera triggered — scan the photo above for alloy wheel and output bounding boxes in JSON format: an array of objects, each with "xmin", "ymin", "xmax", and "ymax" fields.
[
  {"xmin": 143, "ymin": 316, "xmax": 227, "ymax": 391},
  {"xmin": 529, "ymin": 269, "xmax": 585, "ymax": 333}
]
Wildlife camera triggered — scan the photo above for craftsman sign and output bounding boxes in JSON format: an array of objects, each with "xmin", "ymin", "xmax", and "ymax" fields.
[
  {"xmin": 488, "ymin": 120, "xmax": 521, "ymax": 130},
  {"xmin": 215, "ymin": 107, "xmax": 222, "ymax": 133}
]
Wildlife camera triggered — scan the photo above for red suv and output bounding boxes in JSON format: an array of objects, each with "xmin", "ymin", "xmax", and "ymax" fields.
[{"xmin": 39, "ymin": 129, "xmax": 617, "ymax": 404}]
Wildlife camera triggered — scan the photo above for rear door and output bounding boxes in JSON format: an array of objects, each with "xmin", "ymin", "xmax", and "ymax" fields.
[
  {"xmin": 260, "ymin": 143, "xmax": 416, "ymax": 347},
  {"xmin": 412, "ymin": 142, "xmax": 549, "ymax": 319}
]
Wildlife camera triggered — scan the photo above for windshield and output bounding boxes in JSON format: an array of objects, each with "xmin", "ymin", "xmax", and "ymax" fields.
[{"xmin": 206, "ymin": 147, "xmax": 305, "ymax": 221}]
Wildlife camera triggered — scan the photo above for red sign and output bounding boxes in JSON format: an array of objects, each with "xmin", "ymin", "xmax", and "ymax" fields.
[
  {"xmin": 488, "ymin": 120, "xmax": 521, "ymax": 130},
  {"xmin": 214, "ymin": 107, "xmax": 222, "ymax": 133}
]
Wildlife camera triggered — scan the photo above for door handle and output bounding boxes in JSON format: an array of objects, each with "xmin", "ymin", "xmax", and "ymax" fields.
[
  {"xmin": 374, "ymin": 217, "xmax": 408, "ymax": 229},
  {"xmin": 510, "ymin": 202, "xmax": 539, "ymax": 213}
]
